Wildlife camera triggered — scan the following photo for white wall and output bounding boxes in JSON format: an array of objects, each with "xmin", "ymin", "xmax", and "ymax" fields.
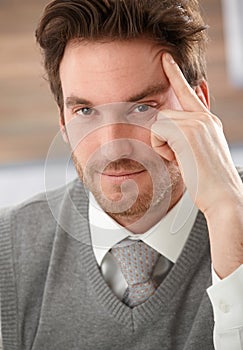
[{"xmin": 222, "ymin": 0, "xmax": 243, "ymax": 87}]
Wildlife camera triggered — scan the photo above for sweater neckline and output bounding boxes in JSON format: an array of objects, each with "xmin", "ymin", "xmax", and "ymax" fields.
[{"xmin": 71, "ymin": 180, "xmax": 210, "ymax": 331}]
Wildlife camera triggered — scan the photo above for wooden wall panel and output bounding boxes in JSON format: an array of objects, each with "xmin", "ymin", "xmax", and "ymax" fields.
[{"xmin": 0, "ymin": 0, "xmax": 242, "ymax": 163}]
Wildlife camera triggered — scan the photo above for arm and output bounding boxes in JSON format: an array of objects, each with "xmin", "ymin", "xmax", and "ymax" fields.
[
  {"xmin": 151, "ymin": 53, "xmax": 243, "ymax": 349},
  {"xmin": 207, "ymin": 266, "xmax": 243, "ymax": 350}
]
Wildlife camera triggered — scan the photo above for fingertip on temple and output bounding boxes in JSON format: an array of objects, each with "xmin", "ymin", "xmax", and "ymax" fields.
[{"xmin": 164, "ymin": 53, "xmax": 176, "ymax": 65}]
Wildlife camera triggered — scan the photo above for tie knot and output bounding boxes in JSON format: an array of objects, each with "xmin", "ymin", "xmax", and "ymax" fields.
[{"xmin": 111, "ymin": 240, "xmax": 160, "ymax": 286}]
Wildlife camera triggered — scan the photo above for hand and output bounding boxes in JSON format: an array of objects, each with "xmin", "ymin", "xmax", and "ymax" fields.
[{"xmin": 151, "ymin": 53, "xmax": 243, "ymax": 278}]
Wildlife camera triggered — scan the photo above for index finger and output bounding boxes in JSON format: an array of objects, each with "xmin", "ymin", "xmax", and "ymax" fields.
[{"xmin": 162, "ymin": 53, "xmax": 208, "ymax": 113}]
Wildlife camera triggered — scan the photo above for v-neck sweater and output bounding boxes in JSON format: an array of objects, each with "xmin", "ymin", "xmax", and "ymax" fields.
[{"xmin": 0, "ymin": 178, "xmax": 214, "ymax": 350}]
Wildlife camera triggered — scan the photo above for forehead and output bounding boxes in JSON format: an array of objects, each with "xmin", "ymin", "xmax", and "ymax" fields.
[{"xmin": 59, "ymin": 39, "xmax": 167, "ymax": 104}]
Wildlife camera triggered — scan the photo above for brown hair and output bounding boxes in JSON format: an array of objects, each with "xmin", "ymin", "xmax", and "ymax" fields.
[{"xmin": 36, "ymin": 0, "xmax": 208, "ymax": 119}]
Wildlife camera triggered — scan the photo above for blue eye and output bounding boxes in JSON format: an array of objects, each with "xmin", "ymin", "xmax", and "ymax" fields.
[
  {"xmin": 134, "ymin": 104, "xmax": 150, "ymax": 113},
  {"xmin": 76, "ymin": 107, "xmax": 93, "ymax": 116}
]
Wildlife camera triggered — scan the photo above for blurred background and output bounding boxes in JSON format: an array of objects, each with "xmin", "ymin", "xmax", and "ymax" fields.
[{"xmin": 0, "ymin": 0, "xmax": 243, "ymax": 207}]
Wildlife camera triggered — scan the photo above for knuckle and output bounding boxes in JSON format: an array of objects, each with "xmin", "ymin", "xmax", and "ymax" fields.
[
  {"xmin": 213, "ymin": 115, "xmax": 223, "ymax": 129},
  {"xmin": 196, "ymin": 112, "xmax": 222, "ymax": 128},
  {"xmin": 197, "ymin": 112, "xmax": 210, "ymax": 123}
]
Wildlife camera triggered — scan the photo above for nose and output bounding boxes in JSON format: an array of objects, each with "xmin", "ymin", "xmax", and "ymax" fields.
[{"xmin": 100, "ymin": 123, "xmax": 133, "ymax": 161}]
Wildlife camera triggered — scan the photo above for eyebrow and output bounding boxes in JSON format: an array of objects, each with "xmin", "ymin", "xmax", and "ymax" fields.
[
  {"xmin": 65, "ymin": 82, "xmax": 168, "ymax": 108},
  {"xmin": 66, "ymin": 96, "xmax": 92, "ymax": 108},
  {"xmin": 127, "ymin": 82, "xmax": 168, "ymax": 103}
]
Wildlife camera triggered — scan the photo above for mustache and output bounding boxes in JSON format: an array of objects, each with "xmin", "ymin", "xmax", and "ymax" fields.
[
  {"xmin": 103, "ymin": 159, "xmax": 145, "ymax": 172},
  {"xmin": 85, "ymin": 158, "xmax": 146, "ymax": 175}
]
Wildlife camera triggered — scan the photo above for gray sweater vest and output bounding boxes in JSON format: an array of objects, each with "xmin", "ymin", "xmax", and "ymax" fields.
[{"xmin": 0, "ymin": 178, "xmax": 216, "ymax": 350}]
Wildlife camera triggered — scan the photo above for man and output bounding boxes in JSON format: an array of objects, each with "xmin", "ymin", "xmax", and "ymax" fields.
[{"xmin": 0, "ymin": 0, "xmax": 243, "ymax": 349}]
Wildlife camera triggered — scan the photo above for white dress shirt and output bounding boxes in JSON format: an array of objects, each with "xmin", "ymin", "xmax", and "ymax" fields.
[
  {"xmin": 89, "ymin": 190, "xmax": 198, "ymax": 265},
  {"xmin": 89, "ymin": 191, "xmax": 243, "ymax": 350}
]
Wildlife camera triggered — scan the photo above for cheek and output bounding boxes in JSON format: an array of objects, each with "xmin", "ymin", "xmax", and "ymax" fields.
[
  {"xmin": 64, "ymin": 114, "xmax": 100, "ymax": 166},
  {"xmin": 72, "ymin": 132, "xmax": 100, "ymax": 169}
]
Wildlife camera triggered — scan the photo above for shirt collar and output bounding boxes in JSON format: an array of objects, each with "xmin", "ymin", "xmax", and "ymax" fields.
[{"xmin": 89, "ymin": 191, "xmax": 198, "ymax": 266}]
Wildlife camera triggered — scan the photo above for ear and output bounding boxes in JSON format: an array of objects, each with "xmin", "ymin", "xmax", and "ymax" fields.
[
  {"xmin": 195, "ymin": 79, "xmax": 210, "ymax": 109},
  {"xmin": 58, "ymin": 109, "xmax": 69, "ymax": 144}
]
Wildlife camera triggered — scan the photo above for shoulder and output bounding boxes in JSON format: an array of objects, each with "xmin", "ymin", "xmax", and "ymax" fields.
[{"xmin": 0, "ymin": 178, "xmax": 82, "ymax": 239}]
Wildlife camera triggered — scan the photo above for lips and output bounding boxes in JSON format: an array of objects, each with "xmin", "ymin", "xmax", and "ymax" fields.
[
  {"xmin": 99, "ymin": 170, "xmax": 147, "ymax": 185},
  {"xmin": 102, "ymin": 169, "xmax": 145, "ymax": 177},
  {"xmin": 95, "ymin": 158, "xmax": 147, "ymax": 181}
]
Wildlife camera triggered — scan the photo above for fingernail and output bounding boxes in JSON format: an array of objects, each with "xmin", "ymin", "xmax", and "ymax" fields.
[{"xmin": 165, "ymin": 53, "xmax": 175, "ymax": 64}]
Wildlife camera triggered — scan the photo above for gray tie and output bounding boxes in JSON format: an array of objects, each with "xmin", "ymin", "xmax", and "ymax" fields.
[{"xmin": 111, "ymin": 240, "xmax": 162, "ymax": 307}]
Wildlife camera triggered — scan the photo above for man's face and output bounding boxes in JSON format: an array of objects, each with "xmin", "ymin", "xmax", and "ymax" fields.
[{"xmin": 59, "ymin": 39, "xmax": 184, "ymax": 222}]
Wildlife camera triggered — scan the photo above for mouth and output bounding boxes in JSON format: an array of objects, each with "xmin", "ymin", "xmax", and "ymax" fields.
[{"xmin": 99, "ymin": 169, "xmax": 147, "ymax": 182}]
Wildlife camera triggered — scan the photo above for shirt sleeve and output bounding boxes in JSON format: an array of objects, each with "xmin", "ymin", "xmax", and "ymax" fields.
[{"xmin": 207, "ymin": 265, "xmax": 243, "ymax": 350}]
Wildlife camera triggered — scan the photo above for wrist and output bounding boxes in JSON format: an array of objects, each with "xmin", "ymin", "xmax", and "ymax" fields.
[{"xmin": 205, "ymin": 198, "xmax": 243, "ymax": 279}]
